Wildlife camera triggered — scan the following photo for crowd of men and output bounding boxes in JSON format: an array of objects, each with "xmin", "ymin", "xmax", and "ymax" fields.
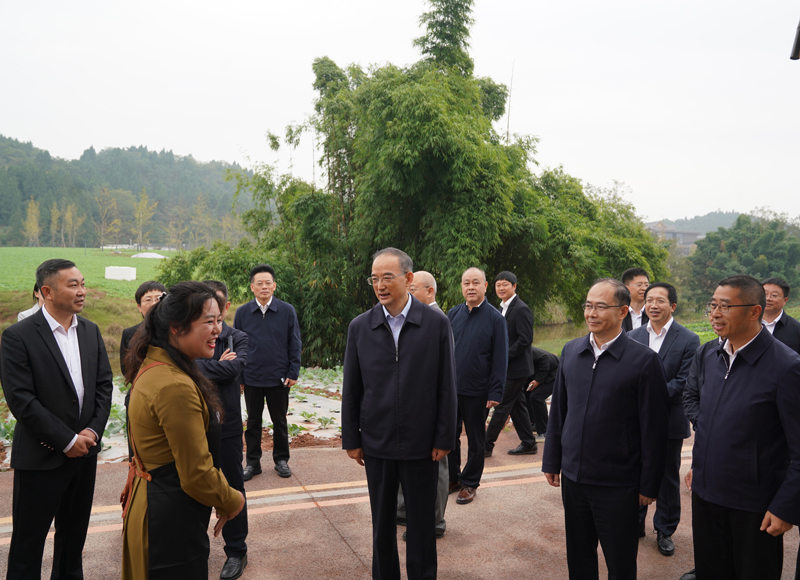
[{"xmin": 3, "ymin": 254, "xmax": 800, "ymax": 580}]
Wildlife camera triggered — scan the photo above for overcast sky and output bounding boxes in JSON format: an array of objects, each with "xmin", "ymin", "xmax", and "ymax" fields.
[{"xmin": 1, "ymin": 0, "xmax": 798, "ymax": 222}]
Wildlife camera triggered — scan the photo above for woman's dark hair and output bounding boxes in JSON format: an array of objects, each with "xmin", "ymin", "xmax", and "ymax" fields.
[{"xmin": 124, "ymin": 281, "xmax": 225, "ymax": 420}]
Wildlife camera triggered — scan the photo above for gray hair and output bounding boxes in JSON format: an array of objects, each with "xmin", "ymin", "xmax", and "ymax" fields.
[
  {"xmin": 591, "ymin": 277, "xmax": 631, "ymax": 306},
  {"xmin": 372, "ymin": 247, "xmax": 413, "ymax": 273}
]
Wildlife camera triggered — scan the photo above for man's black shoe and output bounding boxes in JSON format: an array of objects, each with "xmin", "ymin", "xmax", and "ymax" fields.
[
  {"xmin": 657, "ymin": 531, "xmax": 675, "ymax": 556},
  {"xmin": 274, "ymin": 460, "xmax": 292, "ymax": 478},
  {"xmin": 220, "ymin": 555, "xmax": 247, "ymax": 580},
  {"xmin": 484, "ymin": 448, "xmax": 493, "ymax": 458},
  {"xmin": 507, "ymin": 443, "xmax": 538, "ymax": 455},
  {"xmin": 638, "ymin": 520, "xmax": 646, "ymax": 538},
  {"xmin": 242, "ymin": 465, "xmax": 261, "ymax": 482},
  {"xmin": 678, "ymin": 569, "xmax": 696, "ymax": 580}
]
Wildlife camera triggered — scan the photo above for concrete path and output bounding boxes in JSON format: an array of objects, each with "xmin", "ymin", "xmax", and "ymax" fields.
[{"xmin": 1, "ymin": 431, "xmax": 798, "ymax": 579}]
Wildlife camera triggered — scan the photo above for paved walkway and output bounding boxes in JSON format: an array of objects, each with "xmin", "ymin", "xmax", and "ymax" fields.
[{"xmin": 1, "ymin": 431, "xmax": 798, "ymax": 579}]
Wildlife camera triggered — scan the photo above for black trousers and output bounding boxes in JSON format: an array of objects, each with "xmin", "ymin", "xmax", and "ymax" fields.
[
  {"xmin": 692, "ymin": 492, "xmax": 783, "ymax": 580},
  {"xmin": 7, "ymin": 455, "xmax": 97, "ymax": 580},
  {"xmin": 484, "ymin": 376, "xmax": 536, "ymax": 450},
  {"xmin": 561, "ymin": 475, "xmax": 639, "ymax": 580},
  {"xmin": 639, "ymin": 438, "xmax": 683, "ymax": 536},
  {"xmin": 364, "ymin": 455, "xmax": 439, "ymax": 580},
  {"xmin": 244, "ymin": 384, "xmax": 289, "ymax": 465},
  {"xmin": 220, "ymin": 435, "xmax": 248, "ymax": 558},
  {"xmin": 448, "ymin": 394, "xmax": 489, "ymax": 488},
  {"xmin": 525, "ymin": 380, "xmax": 553, "ymax": 435}
]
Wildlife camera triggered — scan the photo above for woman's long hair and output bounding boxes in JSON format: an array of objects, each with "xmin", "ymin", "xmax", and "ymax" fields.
[{"xmin": 123, "ymin": 281, "xmax": 225, "ymax": 421}]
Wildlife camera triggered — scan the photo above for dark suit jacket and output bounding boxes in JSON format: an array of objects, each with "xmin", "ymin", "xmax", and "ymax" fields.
[
  {"xmin": 342, "ymin": 296, "xmax": 457, "ymax": 460},
  {"xmin": 629, "ymin": 320, "xmax": 700, "ymax": 439},
  {"xmin": 692, "ymin": 328, "xmax": 800, "ymax": 523},
  {"xmin": 541, "ymin": 331, "xmax": 670, "ymax": 498},
  {"xmin": 120, "ymin": 322, "xmax": 141, "ymax": 379},
  {"xmin": 682, "ymin": 338, "xmax": 719, "ymax": 430},
  {"xmin": 0, "ymin": 309, "xmax": 114, "ymax": 470},
  {"xmin": 529, "ymin": 346, "xmax": 559, "ymax": 386},
  {"xmin": 771, "ymin": 311, "xmax": 800, "ymax": 355},
  {"xmin": 622, "ymin": 309, "xmax": 649, "ymax": 332},
  {"xmin": 500, "ymin": 296, "xmax": 534, "ymax": 379},
  {"xmin": 196, "ymin": 322, "xmax": 248, "ymax": 439}
]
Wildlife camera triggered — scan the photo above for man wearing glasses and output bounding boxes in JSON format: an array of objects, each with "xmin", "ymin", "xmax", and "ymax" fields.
[
  {"xmin": 542, "ymin": 278, "xmax": 669, "ymax": 580},
  {"xmin": 235, "ymin": 264, "xmax": 302, "ymax": 481},
  {"xmin": 686, "ymin": 275, "xmax": 800, "ymax": 579},
  {"xmin": 342, "ymin": 248, "xmax": 457, "ymax": 580}
]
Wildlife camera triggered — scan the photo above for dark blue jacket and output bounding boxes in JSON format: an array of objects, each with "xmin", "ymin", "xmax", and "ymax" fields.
[
  {"xmin": 541, "ymin": 331, "xmax": 670, "ymax": 498},
  {"xmin": 342, "ymin": 296, "xmax": 458, "ymax": 460},
  {"xmin": 447, "ymin": 300, "xmax": 508, "ymax": 401},
  {"xmin": 233, "ymin": 297, "xmax": 301, "ymax": 387},
  {"xmin": 629, "ymin": 321, "xmax": 700, "ymax": 439},
  {"xmin": 691, "ymin": 328, "xmax": 800, "ymax": 523},
  {"xmin": 682, "ymin": 338, "xmax": 719, "ymax": 430},
  {"xmin": 772, "ymin": 311, "xmax": 800, "ymax": 355},
  {"xmin": 195, "ymin": 322, "xmax": 248, "ymax": 439}
]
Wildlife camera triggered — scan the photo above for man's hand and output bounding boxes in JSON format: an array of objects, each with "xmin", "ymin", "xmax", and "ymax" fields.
[
  {"xmin": 685, "ymin": 469, "xmax": 693, "ymax": 491},
  {"xmin": 284, "ymin": 378, "xmax": 297, "ymax": 387},
  {"xmin": 761, "ymin": 511, "xmax": 793, "ymax": 537},
  {"xmin": 219, "ymin": 348, "xmax": 237, "ymax": 361},
  {"xmin": 639, "ymin": 495, "xmax": 655, "ymax": 506},
  {"xmin": 65, "ymin": 433, "xmax": 96, "ymax": 458},
  {"xmin": 527, "ymin": 380, "xmax": 541, "ymax": 391},
  {"xmin": 431, "ymin": 448, "xmax": 449, "ymax": 461},
  {"xmin": 214, "ymin": 490, "xmax": 246, "ymax": 537},
  {"xmin": 544, "ymin": 472, "xmax": 560, "ymax": 487},
  {"xmin": 486, "ymin": 400, "xmax": 500, "ymax": 409},
  {"xmin": 346, "ymin": 448, "xmax": 364, "ymax": 466}
]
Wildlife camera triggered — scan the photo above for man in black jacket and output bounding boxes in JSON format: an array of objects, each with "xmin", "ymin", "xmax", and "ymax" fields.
[
  {"xmin": 0, "ymin": 259, "xmax": 114, "ymax": 579},
  {"xmin": 196, "ymin": 281, "xmax": 250, "ymax": 580},
  {"xmin": 119, "ymin": 280, "xmax": 166, "ymax": 378},
  {"xmin": 621, "ymin": 268, "xmax": 650, "ymax": 332},
  {"xmin": 762, "ymin": 277, "xmax": 800, "ymax": 353},
  {"xmin": 484, "ymin": 271, "xmax": 537, "ymax": 456},
  {"xmin": 526, "ymin": 346, "xmax": 559, "ymax": 439},
  {"xmin": 342, "ymin": 248, "xmax": 457, "ymax": 580}
]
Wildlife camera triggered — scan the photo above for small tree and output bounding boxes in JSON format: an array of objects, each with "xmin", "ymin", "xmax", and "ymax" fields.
[
  {"xmin": 24, "ymin": 198, "xmax": 41, "ymax": 247},
  {"xmin": 50, "ymin": 201, "xmax": 61, "ymax": 247},
  {"xmin": 414, "ymin": 0, "xmax": 475, "ymax": 75},
  {"xmin": 133, "ymin": 187, "xmax": 158, "ymax": 248},
  {"xmin": 94, "ymin": 188, "xmax": 121, "ymax": 248}
]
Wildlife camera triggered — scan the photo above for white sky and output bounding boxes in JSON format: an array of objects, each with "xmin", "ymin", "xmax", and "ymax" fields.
[{"xmin": 1, "ymin": 0, "xmax": 798, "ymax": 222}]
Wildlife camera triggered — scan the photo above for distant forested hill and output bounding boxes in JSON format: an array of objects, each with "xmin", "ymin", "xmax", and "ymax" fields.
[
  {"xmin": 0, "ymin": 134, "xmax": 252, "ymax": 248},
  {"xmin": 662, "ymin": 210, "xmax": 740, "ymax": 233}
]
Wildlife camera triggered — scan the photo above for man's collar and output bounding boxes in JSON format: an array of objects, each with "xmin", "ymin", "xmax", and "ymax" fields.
[
  {"xmin": 722, "ymin": 326, "xmax": 771, "ymax": 365},
  {"xmin": 646, "ymin": 316, "xmax": 674, "ymax": 337},
  {"xmin": 466, "ymin": 298, "xmax": 486, "ymax": 311},
  {"xmin": 763, "ymin": 309, "xmax": 784, "ymax": 326},
  {"xmin": 252, "ymin": 296, "xmax": 274, "ymax": 311},
  {"xmin": 42, "ymin": 304, "xmax": 77, "ymax": 332},
  {"xmin": 382, "ymin": 294, "xmax": 412, "ymax": 320},
  {"xmin": 501, "ymin": 294, "xmax": 517, "ymax": 309}
]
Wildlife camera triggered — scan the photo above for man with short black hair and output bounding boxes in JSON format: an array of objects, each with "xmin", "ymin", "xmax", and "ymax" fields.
[
  {"xmin": 629, "ymin": 282, "xmax": 699, "ymax": 557},
  {"xmin": 621, "ymin": 268, "xmax": 650, "ymax": 331},
  {"xmin": 688, "ymin": 275, "xmax": 800, "ymax": 579},
  {"xmin": 235, "ymin": 264, "xmax": 302, "ymax": 480},
  {"xmin": 542, "ymin": 277, "xmax": 670, "ymax": 580},
  {"xmin": 761, "ymin": 277, "xmax": 800, "ymax": 354},
  {"xmin": 120, "ymin": 280, "xmax": 167, "ymax": 377},
  {"xmin": 484, "ymin": 271, "xmax": 537, "ymax": 457},
  {"xmin": 1, "ymin": 259, "xmax": 114, "ymax": 579}
]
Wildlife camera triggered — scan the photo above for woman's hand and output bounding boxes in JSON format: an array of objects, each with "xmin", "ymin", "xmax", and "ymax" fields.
[{"xmin": 214, "ymin": 490, "xmax": 246, "ymax": 537}]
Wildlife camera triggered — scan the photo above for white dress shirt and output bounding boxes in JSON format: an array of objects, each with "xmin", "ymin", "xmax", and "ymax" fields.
[
  {"xmin": 629, "ymin": 306, "xmax": 644, "ymax": 330},
  {"xmin": 500, "ymin": 294, "xmax": 517, "ymax": 317},
  {"xmin": 257, "ymin": 296, "xmax": 274, "ymax": 315},
  {"xmin": 645, "ymin": 317, "xmax": 674, "ymax": 354},
  {"xmin": 590, "ymin": 330, "xmax": 623, "ymax": 360},
  {"xmin": 382, "ymin": 294, "xmax": 413, "ymax": 348},
  {"xmin": 723, "ymin": 331, "xmax": 761, "ymax": 372},
  {"xmin": 762, "ymin": 310, "xmax": 783, "ymax": 335},
  {"xmin": 17, "ymin": 302, "xmax": 41, "ymax": 322},
  {"xmin": 42, "ymin": 305, "xmax": 85, "ymax": 452}
]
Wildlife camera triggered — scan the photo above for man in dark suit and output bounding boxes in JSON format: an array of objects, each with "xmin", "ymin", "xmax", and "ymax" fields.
[
  {"xmin": 621, "ymin": 267, "xmax": 650, "ymax": 332},
  {"xmin": 761, "ymin": 277, "xmax": 800, "ymax": 352},
  {"xmin": 629, "ymin": 282, "xmax": 700, "ymax": 557},
  {"xmin": 119, "ymin": 280, "xmax": 166, "ymax": 378},
  {"xmin": 0, "ymin": 259, "xmax": 113, "ymax": 579},
  {"xmin": 342, "ymin": 248, "xmax": 457, "ymax": 580},
  {"xmin": 484, "ymin": 271, "xmax": 537, "ymax": 456},
  {"xmin": 687, "ymin": 275, "xmax": 800, "ymax": 579},
  {"xmin": 526, "ymin": 346, "xmax": 559, "ymax": 439},
  {"xmin": 542, "ymin": 278, "xmax": 670, "ymax": 580},
  {"xmin": 234, "ymin": 264, "xmax": 302, "ymax": 481},
  {"xmin": 196, "ymin": 280, "xmax": 250, "ymax": 580}
]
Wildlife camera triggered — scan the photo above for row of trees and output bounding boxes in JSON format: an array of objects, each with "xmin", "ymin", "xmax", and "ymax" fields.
[{"xmin": 158, "ymin": 0, "xmax": 669, "ymax": 366}]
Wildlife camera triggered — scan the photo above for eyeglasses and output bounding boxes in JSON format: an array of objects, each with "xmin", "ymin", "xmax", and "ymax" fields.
[
  {"xmin": 366, "ymin": 273, "xmax": 405, "ymax": 286},
  {"xmin": 629, "ymin": 282, "xmax": 649, "ymax": 288},
  {"xmin": 704, "ymin": 302, "xmax": 758, "ymax": 316},
  {"xmin": 252, "ymin": 280, "xmax": 274, "ymax": 288},
  {"xmin": 644, "ymin": 298, "xmax": 670, "ymax": 306},
  {"xmin": 582, "ymin": 303, "xmax": 625, "ymax": 312}
]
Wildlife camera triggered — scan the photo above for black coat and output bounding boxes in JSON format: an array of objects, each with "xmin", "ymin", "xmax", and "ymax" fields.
[
  {"xmin": 629, "ymin": 321, "xmax": 700, "ymax": 439},
  {"xmin": 0, "ymin": 309, "xmax": 114, "ymax": 470},
  {"xmin": 771, "ymin": 311, "xmax": 800, "ymax": 355},
  {"xmin": 342, "ymin": 296, "xmax": 458, "ymax": 460},
  {"xmin": 682, "ymin": 338, "xmax": 719, "ymax": 430},
  {"xmin": 529, "ymin": 346, "xmax": 559, "ymax": 386},
  {"xmin": 541, "ymin": 331, "xmax": 670, "ymax": 498},
  {"xmin": 120, "ymin": 322, "xmax": 141, "ymax": 379},
  {"xmin": 195, "ymin": 322, "xmax": 248, "ymax": 439},
  {"xmin": 622, "ymin": 309, "xmax": 649, "ymax": 332},
  {"xmin": 500, "ymin": 296, "xmax": 534, "ymax": 379}
]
